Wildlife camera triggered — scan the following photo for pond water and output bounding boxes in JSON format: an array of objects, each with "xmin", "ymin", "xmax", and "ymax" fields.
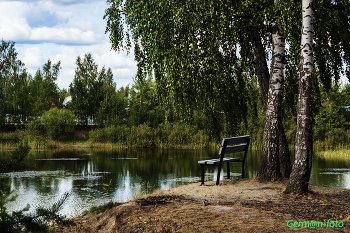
[{"xmin": 1, "ymin": 148, "xmax": 350, "ymax": 217}]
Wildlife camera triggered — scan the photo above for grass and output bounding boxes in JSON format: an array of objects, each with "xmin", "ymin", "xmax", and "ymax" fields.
[
  {"xmin": 81, "ymin": 201, "xmax": 122, "ymax": 216},
  {"xmin": 1, "ymin": 129, "xmax": 350, "ymax": 151},
  {"xmin": 314, "ymin": 149, "xmax": 350, "ymax": 158}
]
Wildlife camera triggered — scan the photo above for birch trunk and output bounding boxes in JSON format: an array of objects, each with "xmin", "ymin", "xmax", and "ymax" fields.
[
  {"xmin": 256, "ymin": 25, "xmax": 285, "ymax": 182},
  {"xmin": 251, "ymin": 27, "xmax": 291, "ymax": 181},
  {"xmin": 285, "ymin": 0, "xmax": 314, "ymax": 194}
]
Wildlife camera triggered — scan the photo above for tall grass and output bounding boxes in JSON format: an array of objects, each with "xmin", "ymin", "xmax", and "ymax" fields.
[
  {"xmin": 314, "ymin": 149, "xmax": 350, "ymax": 158},
  {"xmin": 88, "ymin": 123, "xmax": 217, "ymax": 148}
]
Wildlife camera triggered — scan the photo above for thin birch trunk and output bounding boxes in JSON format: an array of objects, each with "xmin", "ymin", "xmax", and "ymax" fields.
[{"xmin": 285, "ymin": 0, "xmax": 314, "ymax": 194}]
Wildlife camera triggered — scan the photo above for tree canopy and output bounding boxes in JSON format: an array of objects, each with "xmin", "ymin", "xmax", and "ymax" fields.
[{"xmin": 104, "ymin": 0, "xmax": 349, "ymax": 134}]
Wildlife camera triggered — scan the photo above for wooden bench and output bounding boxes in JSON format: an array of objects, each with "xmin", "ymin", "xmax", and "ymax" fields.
[{"xmin": 198, "ymin": 135, "xmax": 250, "ymax": 185}]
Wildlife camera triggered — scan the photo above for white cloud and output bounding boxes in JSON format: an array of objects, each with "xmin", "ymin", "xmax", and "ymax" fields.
[
  {"xmin": 23, "ymin": 46, "xmax": 43, "ymax": 68},
  {"xmin": 0, "ymin": 1, "xmax": 99, "ymax": 44},
  {"xmin": 56, "ymin": 19, "xmax": 93, "ymax": 31},
  {"xmin": 0, "ymin": 2, "xmax": 31, "ymax": 40},
  {"xmin": 30, "ymin": 27, "xmax": 96, "ymax": 44},
  {"xmin": 49, "ymin": 43, "xmax": 137, "ymax": 89},
  {"xmin": 3, "ymin": 0, "xmax": 97, "ymax": 6}
]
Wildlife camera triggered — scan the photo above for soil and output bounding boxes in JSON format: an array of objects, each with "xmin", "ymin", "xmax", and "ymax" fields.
[{"xmin": 52, "ymin": 179, "xmax": 350, "ymax": 233}]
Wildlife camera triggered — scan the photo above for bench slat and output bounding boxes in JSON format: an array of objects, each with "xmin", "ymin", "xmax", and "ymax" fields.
[
  {"xmin": 221, "ymin": 135, "xmax": 250, "ymax": 146},
  {"xmin": 220, "ymin": 144, "xmax": 248, "ymax": 154},
  {"xmin": 198, "ymin": 157, "xmax": 241, "ymax": 165}
]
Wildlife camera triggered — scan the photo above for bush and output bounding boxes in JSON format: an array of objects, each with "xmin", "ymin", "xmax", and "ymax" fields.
[
  {"xmin": 168, "ymin": 123, "xmax": 190, "ymax": 146},
  {"xmin": 127, "ymin": 123, "xmax": 155, "ymax": 147},
  {"xmin": 105, "ymin": 125, "xmax": 129, "ymax": 144},
  {"xmin": 322, "ymin": 128, "xmax": 349, "ymax": 148},
  {"xmin": 192, "ymin": 129, "xmax": 211, "ymax": 147},
  {"xmin": 154, "ymin": 123, "xmax": 172, "ymax": 146},
  {"xmin": 42, "ymin": 108, "xmax": 76, "ymax": 141},
  {"xmin": 89, "ymin": 128, "xmax": 106, "ymax": 143},
  {"xmin": 26, "ymin": 118, "xmax": 45, "ymax": 136}
]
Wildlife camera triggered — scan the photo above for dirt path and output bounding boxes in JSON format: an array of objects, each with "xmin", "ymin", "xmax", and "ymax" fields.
[{"xmin": 52, "ymin": 179, "xmax": 350, "ymax": 233}]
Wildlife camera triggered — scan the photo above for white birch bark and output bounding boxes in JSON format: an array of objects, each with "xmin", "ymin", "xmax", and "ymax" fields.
[
  {"xmin": 285, "ymin": 0, "xmax": 314, "ymax": 194},
  {"xmin": 256, "ymin": 0, "xmax": 286, "ymax": 181}
]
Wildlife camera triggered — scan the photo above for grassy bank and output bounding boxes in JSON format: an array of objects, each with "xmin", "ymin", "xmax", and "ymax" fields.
[
  {"xmin": 314, "ymin": 149, "xmax": 350, "ymax": 158},
  {"xmin": 1, "ymin": 124, "xmax": 350, "ymax": 152}
]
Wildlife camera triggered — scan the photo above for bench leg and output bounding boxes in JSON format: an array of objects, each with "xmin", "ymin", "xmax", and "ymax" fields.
[
  {"xmin": 216, "ymin": 164, "xmax": 221, "ymax": 185},
  {"xmin": 227, "ymin": 162, "xmax": 230, "ymax": 179},
  {"xmin": 242, "ymin": 161, "xmax": 245, "ymax": 178},
  {"xmin": 200, "ymin": 165, "xmax": 204, "ymax": 185}
]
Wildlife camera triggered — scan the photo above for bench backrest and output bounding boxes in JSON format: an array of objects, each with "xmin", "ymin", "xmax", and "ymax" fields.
[{"xmin": 218, "ymin": 135, "xmax": 250, "ymax": 162}]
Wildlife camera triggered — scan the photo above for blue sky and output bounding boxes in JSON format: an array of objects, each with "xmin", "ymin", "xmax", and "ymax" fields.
[{"xmin": 0, "ymin": 0, "xmax": 137, "ymax": 89}]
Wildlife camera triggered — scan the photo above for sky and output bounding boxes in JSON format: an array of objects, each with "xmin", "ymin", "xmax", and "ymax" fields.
[{"xmin": 0, "ymin": 0, "xmax": 137, "ymax": 90}]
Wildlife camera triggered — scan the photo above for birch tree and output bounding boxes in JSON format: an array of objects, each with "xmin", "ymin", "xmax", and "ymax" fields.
[
  {"xmin": 104, "ymin": 0, "xmax": 350, "ymax": 184},
  {"xmin": 284, "ymin": 0, "xmax": 314, "ymax": 194},
  {"xmin": 104, "ymin": 0, "xmax": 293, "ymax": 180},
  {"xmin": 256, "ymin": 0, "xmax": 290, "ymax": 181}
]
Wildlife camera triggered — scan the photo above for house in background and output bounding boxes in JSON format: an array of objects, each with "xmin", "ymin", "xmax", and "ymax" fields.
[{"xmin": 62, "ymin": 95, "xmax": 72, "ymax": 108}]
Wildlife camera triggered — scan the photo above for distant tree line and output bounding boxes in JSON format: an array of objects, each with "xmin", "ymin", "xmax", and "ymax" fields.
[{"xmin": 1, "ymin": 39, "xmax": 350, "ymax": 148}]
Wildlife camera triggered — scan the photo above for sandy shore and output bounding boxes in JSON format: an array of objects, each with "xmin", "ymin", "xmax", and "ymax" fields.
[{"xmin": 52, "ymin": 179, "xmax": 350, "ymax": 233}]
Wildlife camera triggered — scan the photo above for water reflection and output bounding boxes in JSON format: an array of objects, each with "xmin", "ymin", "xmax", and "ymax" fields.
[
  {"xmin": 0, "ymin": 148, "xmax": 349, "ymax": 217},
  {"xmin": 310, "ymin": 156, "xmax": 350, "ymax": 189}
]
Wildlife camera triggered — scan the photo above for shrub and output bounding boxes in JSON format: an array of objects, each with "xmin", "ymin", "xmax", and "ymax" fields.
[
  {"xmin": 168, "ymin": 123, "xmax": 190, "ymax": 146},
  {"xmin": 42, "ymin": 108, "xmax": 76, "ymax": 141},
  {"xmin": 323, "ymin": 128, "xmax": 349, "ymax": 148},
  {"xmin": 105, "ymin": 125, "xmax": 129, "ymax": 144},
  {"xmin": 26, "ymin": 118, "xmax": 45, "ymax": 136},
  {"xmin": 88, "ymin": 128, "xmax": 106, "ymax": 143},
  {"xmin": 192, "ymin": 129, "xmax": 211, "ymax": 147},
  {"xmin": 127, "ymin": 123, "xmax": 155, "ymax": 147},
  {"xmin": 154, "ymin": 123, "xmax": 172, "ymax": 146}
]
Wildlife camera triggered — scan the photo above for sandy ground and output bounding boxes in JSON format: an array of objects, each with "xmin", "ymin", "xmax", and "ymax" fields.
[{"xmin": 51, "ymin": 179, "xmax": 350, "ymax": 233}]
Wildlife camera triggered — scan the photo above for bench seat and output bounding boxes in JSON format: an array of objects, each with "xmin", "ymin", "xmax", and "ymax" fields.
[{"xmin": 198, "ymin": 157, "xmax": 242, "ymax": 165}]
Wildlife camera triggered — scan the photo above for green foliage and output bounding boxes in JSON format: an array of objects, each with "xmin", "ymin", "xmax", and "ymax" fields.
[
  {"xmin": 89, "ymin": 122, "xmax": 212, "ymax": 147},
  {"xmin": 154, "ymin": 123, "xmax": 173, "ymax": 146},
  {"xmin": 89, "ymin": 125, "xmax": 130, "ymax": 145},
  {"xmin": 167, "ymin": 123, "xmax": 190, "ymax": 146},
  {"xmin": 97, "ymin": 84, "xmax": 129, "ymax": 127},
  {"xmin": 128, "ymin": 78, "xmax": 165, "ymax": 128},
  {"xmin": 0, "ymin": 40, "xmax": 28, "ymax": 125},
  {"xmin": 128, "ymin": 123, "xmax": 155, "ymax": 147},
  {"xmin": 191, "ymin": 130, "xmax": 211, "ymax": 147},
  {"xmin": 313, "ymin": 83, "xmax": 350, "ymax": 148},
  {"xmin": 27, "ymin": 60, "xmax": 61, "ymax": 117},
  {"xmin": 284, "ymin": 115, "xmax": 297, "ymax": 145},
  {"xmin": 88, "ymin": 128, "xmax": 107, "ymax": 143},
  {"xmin": 104, "ymin": 0, "xmax": 261, "ymax": 134},
  {"xmin": 69, "ymin": 53, "xmax": 117, "ymax": 125},
  {"xmin": 26, "ymin": 118, "xmax": 45, "ymax": 136},
  {"xmin": 42, "ymin": 108, "xmax": 76, "ymax": 141},
  {"xmin": 314, "ymin": 103, "xmax": 346, "ymax": 141},
  {"xmin": 0, "ymin": 132, "xmax": 20, "ymax": 147},
  {"xmin": 106, "ymin": 125, "xmax": 129, "ymax": 144}
]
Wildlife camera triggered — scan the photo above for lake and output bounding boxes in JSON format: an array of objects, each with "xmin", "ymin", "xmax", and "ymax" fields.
[{"xmin": 1, "ymin": 148, "xmax": 350, "ymax": 217}]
